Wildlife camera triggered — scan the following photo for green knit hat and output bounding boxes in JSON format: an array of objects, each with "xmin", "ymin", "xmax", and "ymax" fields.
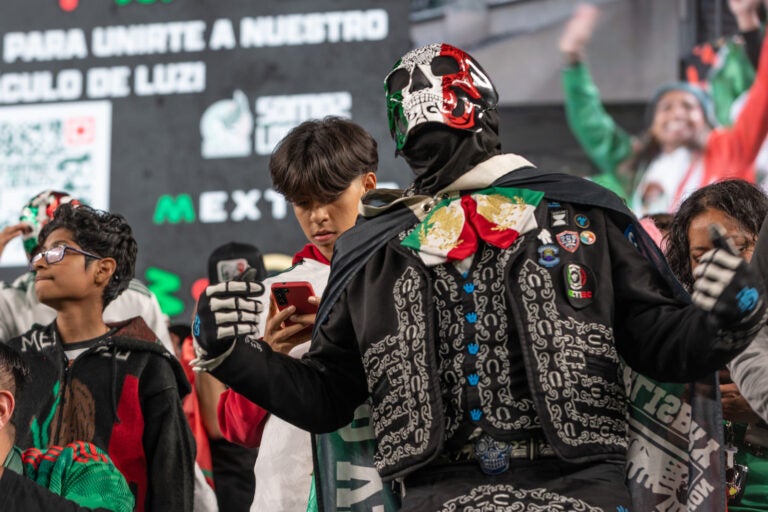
[{"xmin": 646, "ymin": 82, "xmax": 717, "ymax": 128}]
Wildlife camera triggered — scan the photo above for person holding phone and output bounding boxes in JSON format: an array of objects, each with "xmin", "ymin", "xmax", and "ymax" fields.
[
  {"xmin": 195, "ymin": 116, "xmax": 385, "ymax": 511},
  {"xmin": 270, "ymin": 281, "xmax": 318, "ymax": 329}
]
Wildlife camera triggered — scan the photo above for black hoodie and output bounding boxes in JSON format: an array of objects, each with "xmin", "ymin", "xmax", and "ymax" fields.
[{"xmin": 8, "ymin": 317, "xmax": 195, "ymax": 512}]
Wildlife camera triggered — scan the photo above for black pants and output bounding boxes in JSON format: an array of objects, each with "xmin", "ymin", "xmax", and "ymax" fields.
[{"xmin": 399, "ymin": 458, "xmax": 631, "ymax": 511}]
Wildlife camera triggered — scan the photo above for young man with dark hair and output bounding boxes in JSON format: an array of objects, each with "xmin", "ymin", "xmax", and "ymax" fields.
[
  {"xmin": 270, "ymin": 115, "xmax": 379, "ymax": 201},
  {"xmin": 268, "ymin": 115, "xmax": 380, "ymax": 262},
  {"xmin": 8, "ymin": 204, "xmax": 195, "ymax": 512},
  {"xmin": 195, "ymin": 116, "xmax": 392, "ymax": 511},
  {"xmin": 0, "ymin": 342, "xmax": 134, "ymax": 512}
]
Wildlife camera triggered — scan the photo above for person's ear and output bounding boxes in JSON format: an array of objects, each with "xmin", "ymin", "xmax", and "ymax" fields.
[
  {"xmin": 0, "ymin": 390, "xmax": 15, "ymax": 432},
  {"xmin": 93, "ymin": 257, "xmax": 117, "ymax": 286},
  {"xmin": 361, "ymin": 172, "xmax": 377, "ymax": 192}
]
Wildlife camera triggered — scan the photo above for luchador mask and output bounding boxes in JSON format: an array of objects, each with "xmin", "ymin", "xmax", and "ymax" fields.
[
  {"xmin": 19, "ymin": 190, "xmax": 80, "ymax": 258},
  {"xmin": 385, "ymin": 43, "xmax": 499, "ymax": 151}
]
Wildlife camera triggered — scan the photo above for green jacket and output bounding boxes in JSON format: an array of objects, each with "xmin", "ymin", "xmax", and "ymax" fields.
[
  {"xmin": 1, "ymin": 442, "xmax": 134, "ymax": 512},
  {"xmin": 561, "ymin": 62, "xmax": 633, "ymax": 201}
]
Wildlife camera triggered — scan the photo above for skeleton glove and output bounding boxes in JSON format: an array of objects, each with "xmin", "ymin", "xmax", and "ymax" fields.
[
  {"xmin": 193, "ymin": 267, "xmax": 265, "ymax": 360},
  {"xmin": 692, "ymin": 225, "xmax": 766, "ymax": 331}
]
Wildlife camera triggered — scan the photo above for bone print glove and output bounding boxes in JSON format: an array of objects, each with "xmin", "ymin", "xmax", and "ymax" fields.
[
  {"xmin": 692, "ymin": 225, "xmax": 766, "ymax": 331},
  {"xmin": 193, "ymin": 267, "xmax": 265, "ymax": 361}
]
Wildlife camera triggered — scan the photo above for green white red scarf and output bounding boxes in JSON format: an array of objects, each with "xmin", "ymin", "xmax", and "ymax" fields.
[{"xmin": 402, "ymin": 186, "xmax": 544, "ymax": 265}]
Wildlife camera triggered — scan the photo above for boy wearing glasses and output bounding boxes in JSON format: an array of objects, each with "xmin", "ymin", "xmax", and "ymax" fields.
[
  {"xmin": 0, "ymin": 190, "xmax": 174, "ymax": 355},
  {"xmin": 6, "ymin": 204, "xmax": 196, "ymax": 512}
]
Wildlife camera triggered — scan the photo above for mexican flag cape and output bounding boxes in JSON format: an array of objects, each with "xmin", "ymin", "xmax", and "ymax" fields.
[{"xmin": 401, "ymin": 187, "xmax": 544, "ymax": 265}]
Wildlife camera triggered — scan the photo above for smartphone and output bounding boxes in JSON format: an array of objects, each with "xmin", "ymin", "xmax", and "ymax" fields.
[{"xmin": 270, "ymin": 281, "xmax": 318, "ymax": 326}]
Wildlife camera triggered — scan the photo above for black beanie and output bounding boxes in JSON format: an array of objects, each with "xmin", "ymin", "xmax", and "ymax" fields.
[{"xmin": 207, "ymin": 241, "xmax": 267, "ymax": 284}]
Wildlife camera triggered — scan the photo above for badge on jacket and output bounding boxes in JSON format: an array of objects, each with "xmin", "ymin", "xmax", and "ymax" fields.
[
  {"xmin": 550, "ymin": 209, "xmax": 568, "ymax": 227},
  {"xmin": 556, "ymin": 231, "xmax": 580, "ymax": 253},
  {"xmin": 538, "ymin": 244, "xmax": 560, "ymax": 268},
  {"xmin": 564, "ymin": 263, "xmax": 595, "ymax": 308},
  {"xmin": 574, "ymin": 214, "xmax": 590, "ymax": 229},
  {"xmin": 580, "ymin": 231, "xmax": 596, "ymax": 245}
]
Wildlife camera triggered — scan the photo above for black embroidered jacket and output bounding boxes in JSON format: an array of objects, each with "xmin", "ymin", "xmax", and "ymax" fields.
[{"xmin": 210, "ymin": 155, "xmax": 758, "ymax": 481}]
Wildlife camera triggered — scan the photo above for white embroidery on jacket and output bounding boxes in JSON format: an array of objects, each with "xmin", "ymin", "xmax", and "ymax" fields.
[
  {"xmin": 438, "ymin": 485, "xmax": 603, "ymax": 511},
  {"xmin": 518, "ymin": 259, "xmax": 627, "ymax": 448},
  {"xmin": 362, "ymin": 266, "xmax": 432, "ymax": 471},
  {"xmin": 433, "ymin": 242, "xmax": 539, "ymax": 438}
]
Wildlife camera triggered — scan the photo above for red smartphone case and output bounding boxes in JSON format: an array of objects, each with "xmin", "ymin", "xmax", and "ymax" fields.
[{"xmin": 270, "ymin": 281, "xmax": 318, "ymax": 318}]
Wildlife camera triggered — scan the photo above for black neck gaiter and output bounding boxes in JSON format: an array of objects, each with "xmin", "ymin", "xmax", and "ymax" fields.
[{"xmin": 401, "ymin": 110, "xmax": 502, "ymax": 195}]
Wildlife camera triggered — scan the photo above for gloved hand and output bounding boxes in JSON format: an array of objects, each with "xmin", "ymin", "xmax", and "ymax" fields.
[
  {"xmin": 692, "ymin": 224, "xmax": 766, "ymax": 329},
  {"xmin": 193, "ymin": 267, "xmax": 265, "ymax": 360},
  {"xmin": 749, "ymin": 216, "xmax": 768, "ymax": 304}
]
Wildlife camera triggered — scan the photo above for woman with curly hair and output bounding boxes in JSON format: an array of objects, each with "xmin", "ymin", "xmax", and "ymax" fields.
[{"xmin": 666, "ymin": 179, "xmax": 768, "ymax": 510}]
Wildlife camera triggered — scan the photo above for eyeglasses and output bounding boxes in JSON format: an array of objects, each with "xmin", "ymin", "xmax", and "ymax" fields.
[{"xmin": 31, "ymin": 245, "xmax": 102, "ymax": 268}]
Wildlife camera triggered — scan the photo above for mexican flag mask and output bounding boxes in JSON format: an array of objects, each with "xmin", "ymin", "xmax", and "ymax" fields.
[{"xmin": 402, "ymin": 187, "xmax": 544, "ymax": 265}]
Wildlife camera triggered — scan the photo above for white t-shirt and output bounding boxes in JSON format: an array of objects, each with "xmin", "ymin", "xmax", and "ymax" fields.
[
  {"xmin": 249, "ymin": 258, "xmax": 330, "ymax": 512},
  {"xmin": 632, "ymin": 147, "xmax": 703, "ymax": 216}
]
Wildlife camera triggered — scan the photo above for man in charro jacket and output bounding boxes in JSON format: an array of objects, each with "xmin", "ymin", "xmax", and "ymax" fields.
[{"xmin": 193, "ymin": 44, "xmax": 768, "ymax": 511}]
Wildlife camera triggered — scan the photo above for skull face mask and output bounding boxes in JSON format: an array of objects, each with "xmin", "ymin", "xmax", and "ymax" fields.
[{"xmin": 385, "ymin": 43, "xmax": 498, "ymax": 151}]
